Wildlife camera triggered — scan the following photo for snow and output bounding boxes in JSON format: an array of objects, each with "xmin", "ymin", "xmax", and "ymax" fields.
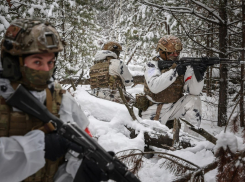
[
  {"xmin": 1, "ymin": 0, "xmax": 243, "ymax": 180},
  {"xmin": 214, "ymin": 131, "xmax": 238, "ymax": 154},
  {"xmin": 68, "ymin": 84, "xmax": 238, "ymax": 182},
  {"xmin": 0, "ymin": 15, "xmax": 10, "ymax": 28}
]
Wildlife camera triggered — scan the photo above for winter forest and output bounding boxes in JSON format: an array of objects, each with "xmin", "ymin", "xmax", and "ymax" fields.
[{"xmin": 1, "ymin": 0, "xmax": 245, "ymax": 181}]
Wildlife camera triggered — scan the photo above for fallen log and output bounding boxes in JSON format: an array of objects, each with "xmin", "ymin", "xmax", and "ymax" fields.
[{"xmin": 126, "ymin": 127, "xmax": 192, "ymax": 150}]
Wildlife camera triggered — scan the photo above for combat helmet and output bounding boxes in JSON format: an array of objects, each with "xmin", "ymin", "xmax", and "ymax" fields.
[
  {"xmin": 0, "ymin": 18, "xmax": 64, "ymax": 90},
  {"xmin": 102, "ymin": 41, "xmax": 122, "ymax": 58},
  {"xmin": 156, "ymin": 35, "xmax": 182, "ymax": 61}
]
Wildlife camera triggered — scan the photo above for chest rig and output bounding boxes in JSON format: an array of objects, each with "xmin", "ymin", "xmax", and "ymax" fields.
[
  {"xmin": 90, "ymin": 56, "xmax": 123, "ymax": 90},
  {"xmin": 144, "ymin": 58, "xmax": 184, "ymax": 104},
  {"xmin": 0, "ymin": 82, "xmax": 66, "ymax": 182}
]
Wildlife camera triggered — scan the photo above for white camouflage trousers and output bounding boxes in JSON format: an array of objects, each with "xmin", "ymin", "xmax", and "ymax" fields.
[
  {"xmin": 142, "ymin": 95, "xmax": 202, "ymax": 136},
  {"xmin": 91, "ymin": 88, "xmax": 123, "ymax": 103}
]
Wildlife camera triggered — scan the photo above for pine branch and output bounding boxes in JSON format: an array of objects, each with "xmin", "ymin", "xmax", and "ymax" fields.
[
  {"xmin": 159, "ymin": 155, "xmax": 197, "ymax": 175},
  {"xmin": 215, "ymin": 147, "xmax": 245, "ymax": 182},
  {"xmin": 172, "ymin": 160, "xmax": 218, "ymax": 182},
  {"xmin": 116, "ymin": 150, "xmax": 200, "ymax": 177},
  {"xmin": 116, "ymin": 149, "xmax": 144, "ymax": 176},
  {"xmin": 158, "ymin": 153, "xmax": 199, "ymax": 169}
]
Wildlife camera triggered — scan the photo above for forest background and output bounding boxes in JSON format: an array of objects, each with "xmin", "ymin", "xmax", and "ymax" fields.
[
  {"xmin": 1, "ymin": 1, "xmax": 245, "ymax": 181},
  {"xmin": 1, "ymin": 0, "xmax": 244, "ymax": 127}
]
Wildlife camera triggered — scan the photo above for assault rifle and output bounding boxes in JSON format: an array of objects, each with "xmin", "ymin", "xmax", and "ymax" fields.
[
  {"xmin": 158, "ymin": 57, "xmax": 244, "ymax": 82},
  {"xmin": 6, "ymin": 84, "xmax": 141, "ymax": 182}
]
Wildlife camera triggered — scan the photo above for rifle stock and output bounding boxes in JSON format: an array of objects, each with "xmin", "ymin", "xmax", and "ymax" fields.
[{"xmin": 6, "ymin": 84, "xmax": 140, "ymax": 182}]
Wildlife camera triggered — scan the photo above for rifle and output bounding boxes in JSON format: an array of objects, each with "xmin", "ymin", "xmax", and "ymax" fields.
[
  {"xmin": 158, "ymin": 57, "xmax": 244, "ymax": 82},
  {"xmin": 6, "ymin": 84, "xmax": 141, "ymax": 182}
]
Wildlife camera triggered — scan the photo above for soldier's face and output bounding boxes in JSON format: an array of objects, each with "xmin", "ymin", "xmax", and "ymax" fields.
[
  {"xmin": 167, "ymin": 51, "xmax": 180, "ymax": 61},
  {"xmin": 24, "ymin": 53, "xmax": 55, "ymax": 71}
]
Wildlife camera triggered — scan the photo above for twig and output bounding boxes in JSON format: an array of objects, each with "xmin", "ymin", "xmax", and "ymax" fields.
[
  {"xmin": 172, "ymin": 160, "xmax": 218, "ymax": 182},
  {"xmin": 179, "ymin": 118, "xmax": 217, "ymax": 144},
  {"xmin": 224, "ymin": 96, "xmax": 241, "ymax": 133},
  {"xmin": 118, "ymin": 87, "xmax": 138, "ymax": 121},
  {"xmin": 75, "ymin": 70, "xmax": 84, "ymax": 87}
]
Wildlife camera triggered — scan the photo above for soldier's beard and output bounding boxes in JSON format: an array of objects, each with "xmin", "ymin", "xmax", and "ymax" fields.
[{"xmin": 20, "ymin": 66, "xmax": 55, "ymax": 91}]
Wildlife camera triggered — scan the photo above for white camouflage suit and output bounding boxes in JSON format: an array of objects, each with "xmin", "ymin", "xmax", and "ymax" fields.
[
  {"xmin": 142, "ymin": 58, "xmax": 204, "ymax": 134},
  {"xmin": 0, "ymin": 78, "xmax": 89, "ymax": 182},
  {"xmin": 91, "ymin": 50, "xmax": 134, "ymax": 102}
]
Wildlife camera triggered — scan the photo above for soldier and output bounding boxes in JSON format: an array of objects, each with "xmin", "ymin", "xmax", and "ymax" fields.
[
  {"xmin": 90, "ymin": 41, "xmax": 134, "ymax": 104},
  {"xmin": 0, "ymin": 18, "xmax": 106, "ymax": 182},
  {"xmin": 142, "ymin": 35, "xmax": 207, "ymax": 135}
]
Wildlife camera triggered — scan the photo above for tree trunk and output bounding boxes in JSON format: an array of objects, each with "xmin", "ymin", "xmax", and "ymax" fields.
[
  {"xmin": 240, "ymin": 0, "xmax": 245, "ymax": 127},
  {"xmin": 62, "ymin": 1, "xmax": 67, "ymax": 61},
  {"xmin": 172, "ymin": 119, "xmax": 180, "ymax": 148},
  {"xmin": 218, "ymin": 0, "xmax": 228, "ymax": 126}
]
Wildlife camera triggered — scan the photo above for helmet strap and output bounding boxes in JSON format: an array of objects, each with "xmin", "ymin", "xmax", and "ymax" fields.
[
  {"xmin": 164, "ymin": 52, "xmax": 168, "ymax": 61},
  {"xmin": 19, "ymin": 56, "xmax": 24, "ymax": 66}
]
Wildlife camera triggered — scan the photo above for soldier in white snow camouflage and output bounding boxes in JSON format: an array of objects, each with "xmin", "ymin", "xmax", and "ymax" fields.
[
  {"xmin": 142, "ymin": 35, "xmax": 207, "ymax": 136},
  {"xmin": 0, "ymin": 18, "xmax": 105, "ymax": 182},
  {"xmin": 90, "ymin": 41, "xmax": 134, "ymax": 103}
]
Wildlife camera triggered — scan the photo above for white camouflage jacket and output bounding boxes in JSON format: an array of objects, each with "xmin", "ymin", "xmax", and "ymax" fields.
[
  {"xmin": 0, "ymin": 78, "xmax": 89, "ymax": 182},
  {"xmin": 94, "ymin": 50, "xmax": 133, "ymax": 87},
  {"xmin": 144, "ymin": 57, "xmax": 204, "ymax": 101}
]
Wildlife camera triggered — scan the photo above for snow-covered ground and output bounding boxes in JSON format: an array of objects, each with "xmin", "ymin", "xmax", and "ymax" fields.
[{"xmin": 63, "ymin": 83, "xmax": 245, "ymax": 182}]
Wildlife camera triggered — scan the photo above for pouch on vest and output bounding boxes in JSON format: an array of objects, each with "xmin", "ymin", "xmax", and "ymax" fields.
[{"xmin": 134, "ymin": 93, "xmax": 149, "ymax": 111}]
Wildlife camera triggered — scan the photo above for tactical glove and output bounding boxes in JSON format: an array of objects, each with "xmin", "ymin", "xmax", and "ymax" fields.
[
  {"xmin": 74, "ymin": 156, "xmax": 109, "ymax": 182},
  {"xmin": 192, "ymin": 63, "xmax": 208, "ymax": 82},
  {"xmin": 196, "ymin": 63, "xmax": 208, "ymax": 75},
  {"xmin": 73, "ymin": 152, "xmax": 117, "ymax": 182},
  {"xmin": 45, "ymin": 133, "xmax": 83, "ymax": 161},
  {"xmin": 176, "ymin": 64, "xmax": 187, "ymax": 76}
]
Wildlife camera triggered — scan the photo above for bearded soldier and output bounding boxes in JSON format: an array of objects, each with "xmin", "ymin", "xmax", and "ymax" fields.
[
  {"xmin": 142, "ymin": 35, "xmax": 207, "ymax": 135},
  {"xmin": 90, "ymin": 41, "xmax": 134, "ymax": 103},
  {"xmin": 0, "ymin": 18, "xmax": 107, "ymax": 182}
]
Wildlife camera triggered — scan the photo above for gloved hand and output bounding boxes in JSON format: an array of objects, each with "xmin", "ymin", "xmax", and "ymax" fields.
[
  {"xmin": 192, "ymin": 63, "xmax": 208, "ymax": 82},
  {"xmin": 195, "ymin": 63, "xmax": 208, "ymax": 76},
  {"xmin": 74, "ymin": 156, "xmax": 109, "ymax": 182},
  {"xmin": 45, "ymin": 133, "xmax": 83, "ymax": 161},
  {"xmin": 176, "ymin": 64, "xmax": 187, "ymax": 76}
]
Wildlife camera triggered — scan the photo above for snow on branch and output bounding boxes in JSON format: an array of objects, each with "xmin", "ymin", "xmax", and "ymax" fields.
[
  {"xmin": 139, "ymin": 0, "xmax": 220, "ymax": 24},
  {"xmin": 189, "ymin": 0, "xmax": 223, "ymax": 23}
]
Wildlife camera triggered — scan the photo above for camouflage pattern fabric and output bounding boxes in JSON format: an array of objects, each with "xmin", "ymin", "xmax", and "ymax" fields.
[
  {"xmin": 90, "ymin": 85, "xmax": 134, "ymax": 105},
  {"xmin": 91, "ymin": 88, "xmax": 124, "ymax": 104},
  {"xmin": 141, "ymin": 94, "xmax": 202, "ymax": 137},
  {"xmin": 134, "ymin": 93, "xmax": 150, "ymax": 111},
  {"xmin": 90, "ymin": 58, "xmax": 122, "ymax": 90},
  {"xmin": 1, "ymin": 18, "xmax": 63, "ymax": 56},
  {"xmin": 144, "ymin": 58, "xmax": 184, "ymax": 104},
  {"xmin": 102, "ymin": 41, "xmax": 122, "ymax": 52},
  {"xmin": 0, "ymin": 81, "xmax": 65, "ymax": 181},
  {"xmin": 156, "ymin": 35, "xmax": 182, "ymax": 52},
  {"xmin": 90, "ymin": 50, "xmax": 134, "ymax": 104},
  {"xmin": 20, "ymin": 66, "xmax": 55, "ymax": 91}
]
